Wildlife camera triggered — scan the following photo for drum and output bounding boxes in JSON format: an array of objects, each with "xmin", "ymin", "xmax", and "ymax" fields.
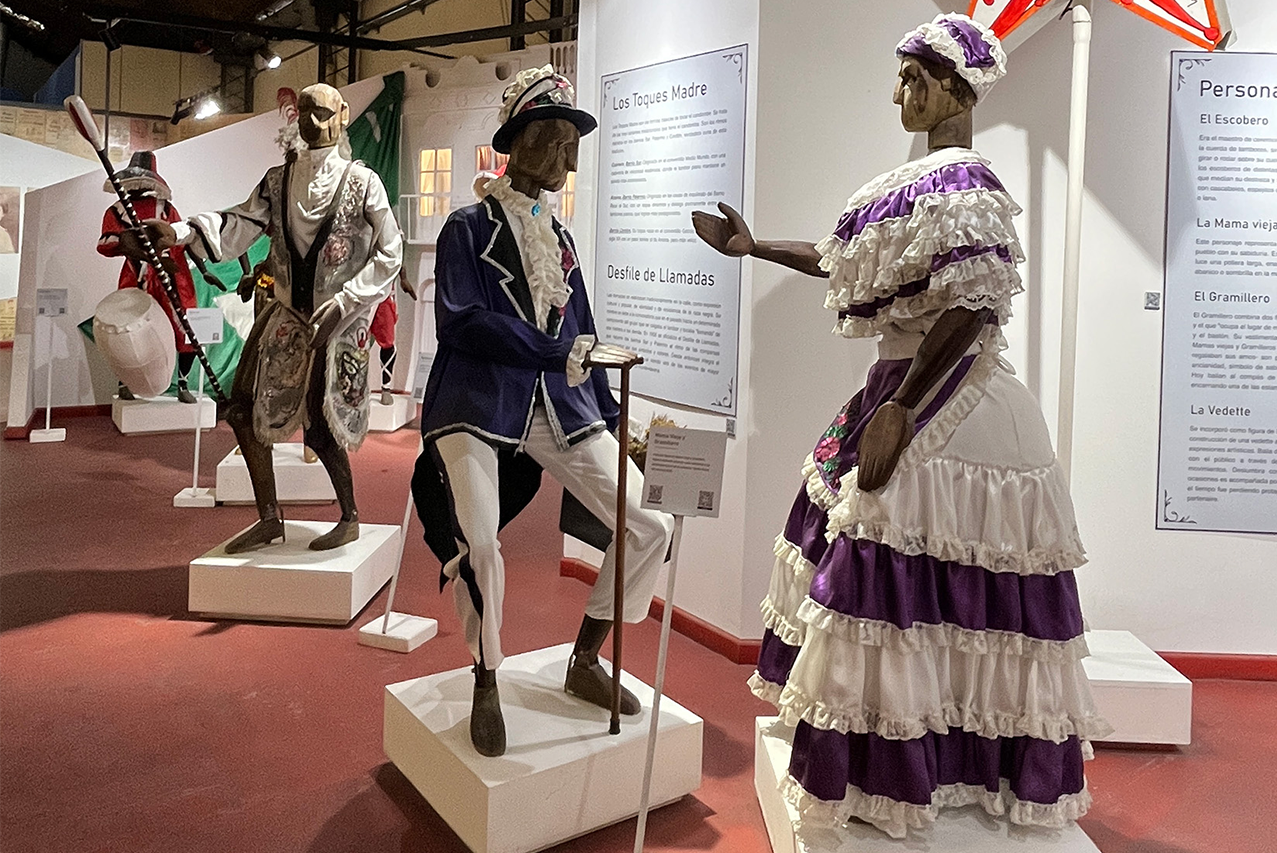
[{"xmin": 93, "ymin": 288, "xmax": 176, "ymax": 397}]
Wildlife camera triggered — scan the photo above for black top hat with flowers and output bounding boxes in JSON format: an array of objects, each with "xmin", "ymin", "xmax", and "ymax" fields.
[
  {"xmin": 103, "ymin": 151, "xmax": 172, "ymax": 199},
  {"xmin": 492, "ymin": 65, "xmax": 597, "ymax": 155}
]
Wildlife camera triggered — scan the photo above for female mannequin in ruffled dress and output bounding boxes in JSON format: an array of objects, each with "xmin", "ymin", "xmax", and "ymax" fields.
[{"xmin": 693, "ymin": 13, "xmax": 1110, "ymax": 840}]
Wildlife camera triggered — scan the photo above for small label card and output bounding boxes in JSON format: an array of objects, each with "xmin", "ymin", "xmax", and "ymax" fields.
[
  {"xmin": 36, "ymin": 288, "xmax": 68, "ymax": 316},
  {"xmin": 641, "ymin": 426, "xmax": 728, "ymax": 518},
  {"xmin": 184, "ymin": 307, "xmax": 224, "ymax": 345},
  {"xmin": 411, "ymin": 351, "xmax": 435, "ymax": 403}
]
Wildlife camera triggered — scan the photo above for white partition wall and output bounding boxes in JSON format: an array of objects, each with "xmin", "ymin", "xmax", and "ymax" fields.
[{"xmin": 576, "ymin": 0, "xmax": 1277, "ymax": 655}]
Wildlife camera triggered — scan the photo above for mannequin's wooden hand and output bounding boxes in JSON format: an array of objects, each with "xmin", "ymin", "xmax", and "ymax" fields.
[
  {"xmin": 584, "ymin": 342, "xmax": 642, "ymax": 369},
  {"xmin": 692, "ymin": 202, "xmax": 755, "ymax": 258},
  {"xmin": 309, "ymin": 299, "xmax": 342, "ymax": 350},
  {"xmin": 118, "ymin": 219, "xmax": 176, "ymax": 261},
  {"xmin": 856, "ymin": 402, "xmax": 915, "ymax": 491},
  {"xmin": 399, "ymin": 273, "xmax": 418, "ymax": 301}
]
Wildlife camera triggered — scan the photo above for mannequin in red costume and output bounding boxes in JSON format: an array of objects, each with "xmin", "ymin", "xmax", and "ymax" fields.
[{"xmin": 97, "ymin": 151, "xmax": 200, "ymax": 402}]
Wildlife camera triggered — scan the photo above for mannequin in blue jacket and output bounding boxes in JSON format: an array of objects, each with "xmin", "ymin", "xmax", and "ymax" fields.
[{"xmin": 412, "ymin": 66, "xmax": 674, "ymax": 757}]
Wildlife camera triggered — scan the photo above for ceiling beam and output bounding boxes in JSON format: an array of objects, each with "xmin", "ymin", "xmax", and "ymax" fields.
[{"xmin": 395, "ymin": 14, "xmax": 577, "ymax": 49}]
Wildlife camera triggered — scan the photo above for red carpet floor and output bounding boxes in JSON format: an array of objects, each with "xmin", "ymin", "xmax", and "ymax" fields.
[{"xmin": 2, "ymin": 414, "xmax": 1274, "ymax": 853}]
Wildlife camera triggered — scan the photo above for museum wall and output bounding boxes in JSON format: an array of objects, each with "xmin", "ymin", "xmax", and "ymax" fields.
[
  {"xmin": 5, "ymin": 75, "xmax": 386, "ymax": 427},
  {"xmin": 79, "ymin": 42, "xmax": 223, "ymax": 118},
  {"xmin": 576, "ymin": 0, "xmax": 761, "ymax": 638}
]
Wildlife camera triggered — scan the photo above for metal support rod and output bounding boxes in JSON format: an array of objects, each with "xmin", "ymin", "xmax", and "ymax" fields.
[
  {"xmin": 1057, "ymin": 1, "xmax": 1093, "ymax": 485},
  {"xmin": 632, "ymin": 514, "xmax": 684, "ymax": 853},
  {"xmin": 510, "ymin": 0, "xmax": 526, "ymax": 51},
  {"xmin": 611, "ymin": 364, "xmax": 633, "ymax": 736},
  {"xmin": 103, "ymin": 42, "xmax": 111, "ymax": 146}
]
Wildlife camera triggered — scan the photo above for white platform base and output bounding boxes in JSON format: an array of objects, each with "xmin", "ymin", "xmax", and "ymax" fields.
[
  {"xmin": 755, "ymin": 718, "xmax": 1099, "ymax": 853},
  {"xmin": 214, "ymin": 443, "xmax": 337, "ymax": 505},
  {"xmin": 29, "ymin": 427, "xmax": 66, "ymax": 443},
  {"xmin": 112, "ymin": 395, "xmax": 216, "ymax": 434},
  {"xmin": 173, "ymin": 486, "xmax": 216, "ymax": 508},
  {"xmin": 368, "ymin": 394, "xmax": 414, "ymax": 432},
  {"xmin": 384, "ymin": 643, "xmax": 703, "ymax": 853},
  {"xmin": 188, "ymin": 520, "xmax": 399, "ymax": 624},
  {"xmin": 1083, "ymin": 629, "xmax": 1192, "ymax": 745},
  {"xmin": 358, "ymin": 611, "xmax": 437, "ymax": 652}
]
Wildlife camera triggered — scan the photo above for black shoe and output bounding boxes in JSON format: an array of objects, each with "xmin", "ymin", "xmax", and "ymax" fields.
[
  {"xmin": 224, "ymin": 517, "xmax": 286, "ymax": 554},
  {"xmin": 308, "ymin": 518, "xmax": 358, "ymax": 551},
  {"xmin": 117, "ymin": 385, "xmax": 136, "ymax": 401},
  {"xmin": 565, "ymin": 657, "xmax": 641, "ymax": 715},
  {"xmin": 380, "ymin": 389, "xmax": 393, "ymax": 407},
  {"xmin": 471, "ymin": 670, "xmax": 506, "ymax": 757},
  {"xmin": 177, "ymin": 386, "xmax": 197, "ymax": 404}
]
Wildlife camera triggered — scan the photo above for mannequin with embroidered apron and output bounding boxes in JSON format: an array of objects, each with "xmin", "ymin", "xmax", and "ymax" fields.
[{"xmin": 142, "ymin": 83, "xmax": 403, "ymax": 555}]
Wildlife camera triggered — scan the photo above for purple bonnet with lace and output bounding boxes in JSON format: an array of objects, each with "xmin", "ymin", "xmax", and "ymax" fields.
[{"xmin": 895, "ymin": 13, "xmax": 1008, "ymax": 103}]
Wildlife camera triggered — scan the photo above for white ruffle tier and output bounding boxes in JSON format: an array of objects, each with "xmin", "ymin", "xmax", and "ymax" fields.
[
  {"xmin": 774, "ymin": 616, "xmax": 1111, "ymax": 743},
  {"xmin": 809, "ymin": 353, "xmax": 1086, "ymax": 577},
  {"xmin": 817, "ymin": 186, "xmax": 1025, "ymax": 337},
  {"xmin": 781, "ymin": 773, "xmax": 1093, "ymax": 841},
  {"xmin": 831, "ymin": 252, "xmax": 1021, "ymax": 339}
]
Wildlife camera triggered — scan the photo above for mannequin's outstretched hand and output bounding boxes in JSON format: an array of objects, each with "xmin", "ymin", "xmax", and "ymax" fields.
[
  {"xmin": 117, "ymin": 218, "xmax": 177, "ymax": 261},
  {"xmin": 856, "ymin": 402, "xmax": 915, "ymax": 492},
  {"xmin": 691, "ymin": 202, "xmax": 755, "ymax": 257},
  {"xmin": 309, "ymin": 299, "xmax": 342, "ymax": 350},
  {"xmin": 584, "ymin": 342, "xmax": 642, "ymax": 369}
]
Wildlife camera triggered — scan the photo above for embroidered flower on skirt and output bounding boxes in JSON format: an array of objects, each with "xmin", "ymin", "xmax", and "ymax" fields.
[{"xmin": 561, "ymin": 243, "xmax": 576, "ymax": 279}]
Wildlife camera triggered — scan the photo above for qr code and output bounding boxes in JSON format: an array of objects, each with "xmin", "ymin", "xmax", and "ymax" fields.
[
  {"xmin": 646, "ymin": 484, "xmax": 664, "ymax": 504},
  {"xmin": 697, "ymin": 490, "xmax": 715, "ymax": 511}
]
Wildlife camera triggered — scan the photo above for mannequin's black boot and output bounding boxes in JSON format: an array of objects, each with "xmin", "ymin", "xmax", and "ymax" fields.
[
  {"xmin": 565, "ymin": 615, "xmax": 640, "ymax": 715},
  {"xmin": 471, "ymin": 663, "xmax": 506, "ymax": 757}
]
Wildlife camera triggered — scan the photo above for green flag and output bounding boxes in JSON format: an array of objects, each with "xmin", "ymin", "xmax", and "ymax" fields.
[{"xmin": 346, "ymin": 71, "xmax": 405, "ymax": 204}]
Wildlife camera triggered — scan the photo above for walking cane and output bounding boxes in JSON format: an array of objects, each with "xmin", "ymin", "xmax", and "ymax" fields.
[
  {"xmin": 63, "ymin": 95, "xmax": 228, "ymax": 402},
  {"xmin": 585, "ymin": 343, "xmax": 644, "ymax": 736}
]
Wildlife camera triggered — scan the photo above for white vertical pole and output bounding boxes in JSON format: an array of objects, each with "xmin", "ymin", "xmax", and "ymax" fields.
[
  {"xmin": 191, "ymin": 367, "xmax": 204, "ymax": 490},
  {"xmin": 43, "ymin": 313, "xmax": 54, "ymax": 431},
  {"xmin": 1057, "ymin": 0, "xmax": 1094, "ymax": 485},
  {"xmin": 633, "ymin": 514, "xmax": 684, "ymax": 853},
  {"xmin": 379, "ymin": 435, "xmax": 424, "ymax": 633}
]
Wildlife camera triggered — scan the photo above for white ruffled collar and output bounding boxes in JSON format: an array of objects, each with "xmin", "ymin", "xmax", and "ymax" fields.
[{"xmin": 485, "ymin": 175, "xmax": 571, "ymax": 330}]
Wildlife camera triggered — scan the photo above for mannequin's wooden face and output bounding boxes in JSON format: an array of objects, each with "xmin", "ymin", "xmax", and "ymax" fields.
[
  {"xmin": 298, "ymin": 84, "xmax": 349, "ymax": 149},
  {"xmin": 892, "ymin": 57, "xmax": 970, "ymax": 134},
  {"xmin": 506, "ymin": 119, "xmax": 579, "ymax": 194}
]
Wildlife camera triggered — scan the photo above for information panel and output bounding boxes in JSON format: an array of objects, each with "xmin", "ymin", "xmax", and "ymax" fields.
[
  {"xmin": 1159, "ymin": 52, "xmax": 1277, "ymax": 534},
  {"xmin": 594, "ymin": 45, "xmax": 748, "ymax": 415}
]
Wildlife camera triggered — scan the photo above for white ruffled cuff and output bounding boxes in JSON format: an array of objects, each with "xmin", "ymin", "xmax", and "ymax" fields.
[{"xmin": 566, "ymin": 335, "xmax": 595, "ymax": 387}]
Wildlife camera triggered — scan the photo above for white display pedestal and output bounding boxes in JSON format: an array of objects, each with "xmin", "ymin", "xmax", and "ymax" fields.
[
  {"xmin": 188, "ymin": 520, "xmax": 399, "ymax": 624},
  {"xmin": 112, "ymin": 395, "xmax": 216, "ymax": 434},
  {"xmin": 214, "ymin": 443, "xmax": 337, "ymax": 505},
  {"xmin": 755, "ymin": 718, "xmax": 1099, "ymax": 853},
  {"xmin": 384, "ymin": 643, "xmax": 703, "ymax": 853},
  {"xmin": 1083, "ymin": 629, "xmax": 1192, "ymax": 745},
  {"xmin": 358, "ymin": 611, "xmax": 438, "ymax": 653},
  {"xmin": 369, "ymin": 394, "xmax": 414, "ymax": 432}
]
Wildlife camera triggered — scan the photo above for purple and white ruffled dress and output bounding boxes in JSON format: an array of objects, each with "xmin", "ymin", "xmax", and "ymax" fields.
[{"xmin": 749, "ymin": 147, "xmax": 1112, "ymax": 838}]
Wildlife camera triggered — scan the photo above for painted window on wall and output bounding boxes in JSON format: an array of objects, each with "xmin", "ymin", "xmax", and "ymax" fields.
[{"xmin": 418, "ymin": 147, "xmax": 452, "ymax": 218}]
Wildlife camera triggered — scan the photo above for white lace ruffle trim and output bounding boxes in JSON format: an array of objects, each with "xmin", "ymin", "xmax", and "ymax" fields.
[
  {"xmin": 817, "ymin": 187, "xmax": 1024, "ymax": 326},
  {"xmin": 484, "ymin": 175, "xmax": 571, "ymax": 329},
  {"xmin": 794, "ymin": 598, "xmax": 1091, "ymax": 663},
  {"xmin": 774, "ymin": 665, "xmax": 1111, "ymax": 744},
  {"xmin": 781, "ymin": 773, "xmax": 1091, "ymax": 840},
  {"xmin": 565, "ymin": 334, "xmax": 595, "ymax": 387},
  {"xmin": 830, "ymin": 252, "xmax": 1021, "ymax": 339},
  {"xmin": 799, "ymin": 354, "xmax": 1086, "ymax": 577}
]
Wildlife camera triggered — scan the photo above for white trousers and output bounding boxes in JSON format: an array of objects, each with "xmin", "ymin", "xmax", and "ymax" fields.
[{"xmin": 434, "ymin": 408, "xmax": 674, "ymax": 669}]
